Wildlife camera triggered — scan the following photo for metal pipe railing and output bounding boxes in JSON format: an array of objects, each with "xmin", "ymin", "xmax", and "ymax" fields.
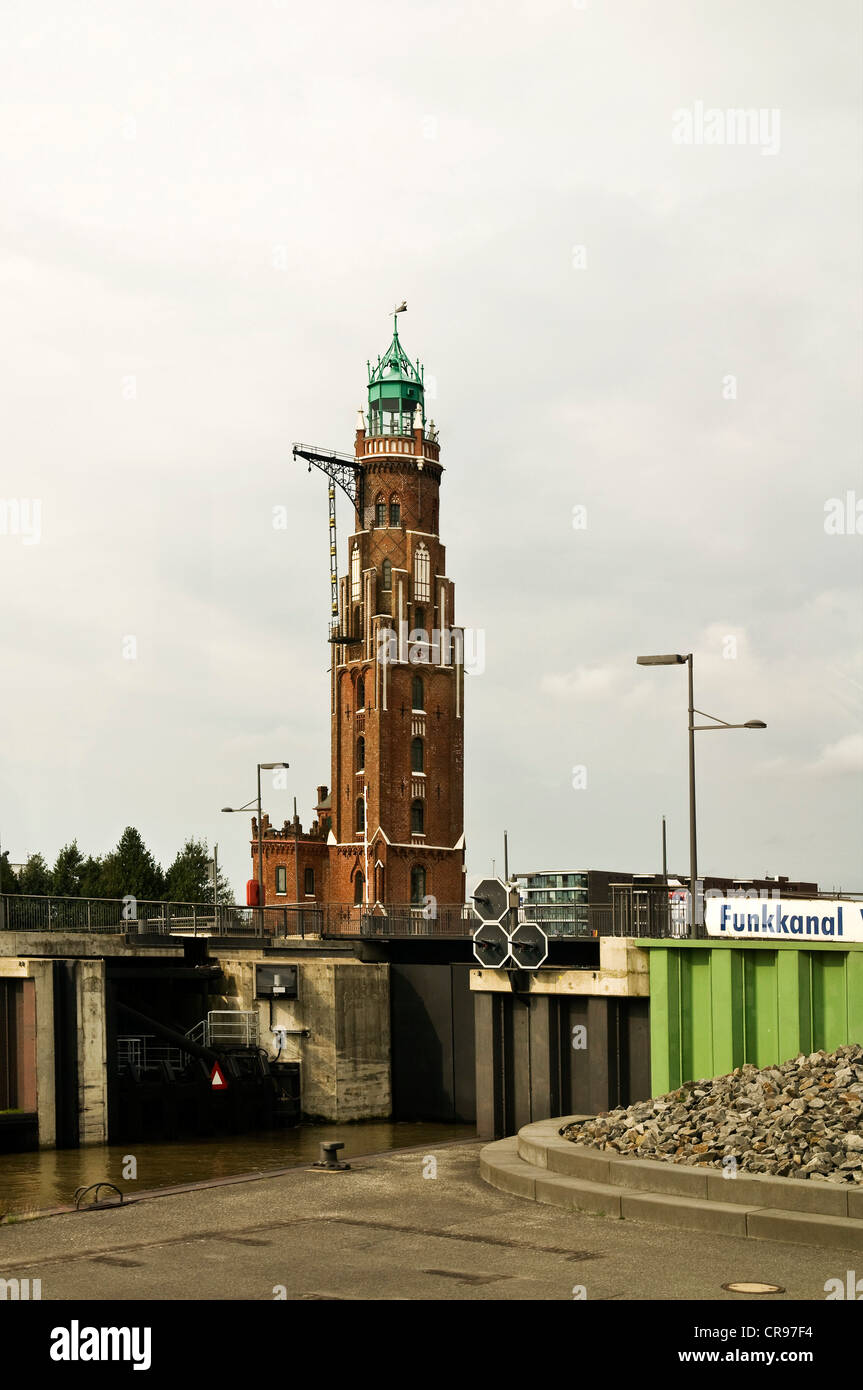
[{"xmin": 5, "ymin": 890, "xmax": 855, "ymax": 942}]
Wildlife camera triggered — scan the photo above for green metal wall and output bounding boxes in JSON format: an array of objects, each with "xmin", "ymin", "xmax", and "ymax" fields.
[{"xmin": 646, "ymin": 940, "xmax": 863, "ymax": 1096}]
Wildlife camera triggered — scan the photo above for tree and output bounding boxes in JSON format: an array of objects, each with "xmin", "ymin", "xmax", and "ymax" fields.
[
  {"xmin": 19, "ymin": 852, "xmax": 51, "ymax": 895},
  {"xmin": 79, "ymin": 855, "xmax": 104, "ymax": 898},
  {"xmin": 0, "ymin": 852, "xmax": 21, "ymax": 894},
  {"xmin": 98, "ymin": 827, "xmax": 165, "ymax": 902},
  {"xmin": 164, "ymin": 838, "xmax": 234, "ymax": 904},
  {"xmin": 164, "ymin": 837, "xmax": 210, "ymax": 903},
  {"xmin": 51, "ymin": 841, "xmax": 85, "ymax": 896}
]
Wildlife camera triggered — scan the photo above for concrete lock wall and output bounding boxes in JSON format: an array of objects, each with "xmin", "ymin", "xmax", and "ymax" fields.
[
  {"xmin": 390, "ymin": 963, "xmax": 476, "ymax": 1123},
  {"xmin": 76, "ymin": 959, "xmax": 108, "ymax": 1145},
  {"xmin": 646, "ymin": 940, "xmax": 863, "ymax": 1096},
  {"xmin": 471, "ymin": 940, "xmax": 653, "ymax": 1140},
  {"xmin": 0, "ymin": 956, "xmax": 107, "ymax": 1148},
  {"xmin": 223, "ymin": 955, "xmax": 391, "ymax": 1122}
]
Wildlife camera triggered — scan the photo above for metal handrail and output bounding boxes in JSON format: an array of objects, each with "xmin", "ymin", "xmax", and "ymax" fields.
[
  {"xmin": 0, "ymin": 895, "xmax": 321, "ymax": 939},
  {"xmin": 6, "ymin": 890, "xmax": 854, "ymax": 942}
]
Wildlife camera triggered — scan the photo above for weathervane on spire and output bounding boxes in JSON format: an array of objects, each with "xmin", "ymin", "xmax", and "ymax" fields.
[{"xmin": 391, "ymin": 300, "xmax": 407, "ymax": 335}]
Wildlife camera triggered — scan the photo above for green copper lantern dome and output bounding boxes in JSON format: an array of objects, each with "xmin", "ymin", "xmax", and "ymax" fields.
[{"xmin": 367, "ymin": 317, "xmax": 425, "ymax": 436}]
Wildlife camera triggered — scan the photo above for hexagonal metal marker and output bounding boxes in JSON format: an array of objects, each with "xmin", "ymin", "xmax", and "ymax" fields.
[
  {"xmin": 472, "ymin": 920, "xmax": 512, "ymax": 969},
  {"xmin": 471, "ymin": 877, "xmax": 511, "ymax": 924},
  {"xmin": 508, "ymin": 921, "xmax": 548, "ymax": 970}
]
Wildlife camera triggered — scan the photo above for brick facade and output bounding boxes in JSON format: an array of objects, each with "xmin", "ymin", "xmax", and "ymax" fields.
[{"xmin": 253, "ymin": 371, "xmax": 466, "ymax": 910}]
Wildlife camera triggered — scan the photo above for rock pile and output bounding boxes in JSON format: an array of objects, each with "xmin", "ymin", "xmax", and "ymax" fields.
[{"xmin": 561, "ymin": 1044, "xmax": 863, "ymax": 1183}]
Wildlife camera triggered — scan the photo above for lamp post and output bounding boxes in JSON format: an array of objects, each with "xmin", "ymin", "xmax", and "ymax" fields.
[
  {"xmin": 636, "ymin": 654, "xmax": 765, "ymax": 919},
  {"xmin": 222, "ymin": 761, "xmax": 289, "ymax": 933}
]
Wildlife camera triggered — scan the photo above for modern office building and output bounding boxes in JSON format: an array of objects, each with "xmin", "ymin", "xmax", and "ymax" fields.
[
  {"xmin": 517, "ymin": 869, "xmax": 635, "ymax": 937},
  {"xmin": 517, "ymin": 869, "xmax": 821, "ymax": 938}
]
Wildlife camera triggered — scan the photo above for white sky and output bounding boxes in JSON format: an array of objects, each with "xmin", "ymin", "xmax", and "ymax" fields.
[{"xmin": 1, "ymin": 0, "xmax": 861, "ymax": 899}]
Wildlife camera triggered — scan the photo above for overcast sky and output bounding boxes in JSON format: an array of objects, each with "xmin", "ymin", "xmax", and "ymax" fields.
[{"xmin": 1, "ymin": 0, "xmax": 861, "ymax": 900}]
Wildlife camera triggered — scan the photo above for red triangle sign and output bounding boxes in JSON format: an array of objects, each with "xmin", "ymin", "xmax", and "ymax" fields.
[{"xmin": 210, "ymin": 1062, "xmax": 228, "ymax": 1090}]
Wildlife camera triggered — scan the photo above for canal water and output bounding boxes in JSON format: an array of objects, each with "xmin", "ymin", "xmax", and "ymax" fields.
[{"xmin": 0, "ymin": 1122, "xmax": 475, "ymax": 1218}]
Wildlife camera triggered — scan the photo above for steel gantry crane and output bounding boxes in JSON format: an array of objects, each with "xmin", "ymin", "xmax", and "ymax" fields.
[{"xmin": 291, "ymin": 443, "xmax": 364, "ymax": 642}]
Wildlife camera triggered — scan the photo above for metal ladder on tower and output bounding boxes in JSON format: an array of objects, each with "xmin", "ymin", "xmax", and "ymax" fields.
[{"xmin": 292, "ymin": 443, "xmax": 363, "ymax": 643}]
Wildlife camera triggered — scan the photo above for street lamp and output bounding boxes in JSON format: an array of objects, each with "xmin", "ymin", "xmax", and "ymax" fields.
[
  {"xmin": 636, "ymin": 654, "xmax": 766, "ymax": 910},
  {"xmin": 222, "ymin": 761, "xmax": 289, "ymax": 931}
]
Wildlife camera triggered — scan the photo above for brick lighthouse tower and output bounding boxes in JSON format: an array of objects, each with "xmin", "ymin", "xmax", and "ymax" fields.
[{"xmin": 255, "ymin": 314, "xmax": 466, "ymax": 916}]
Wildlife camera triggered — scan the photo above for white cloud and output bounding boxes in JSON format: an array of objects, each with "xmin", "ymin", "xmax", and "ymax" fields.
[
  {"xmin": 540, "ymin": 667, "xmax": 619, "ymax": 700},
  {"xmin": 809, "ymin": 734, "xmax": 863, "ymax": 777},
  {"xmin": 0, "ymin": 0, "xmax": 861, "ymax": 893}
]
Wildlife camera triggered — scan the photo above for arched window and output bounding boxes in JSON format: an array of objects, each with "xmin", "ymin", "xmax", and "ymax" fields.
[
  {"xmin": 389, "ymin": 497, "xmax": 401, "ymax": 527},
  {"xmin": 356, "ymin": 796, "xmax": 365, "ymax": 833},
  {"xmin": 411, "ymin": 800, "xmax": 424, "ymax": 834},
  {"xmin": 350, "ymin": 545, "xmax": 361, "ymax": 602},
  {"xmin": 356, "ymin": 735, "xmax": 365, "ymax": 770},
  {"xmin": 414, "ymin": 542, "xmax": 430, "ymax": 603},
  {"xmin": 374, "ymin": 495, "xmax": 386, "ymax": 527},
  {"xmin": 357, "ymin": 676, "xmax": 365, "ymax": 710},
  {"xmin": 412, "ymin": 675, "xmax": 424, "ymax": 711},
  {"xmin": 411, "ymin": 737, "xmax": 424, "ymax": 773},
  {"xmin": 382, "ymin": 558, "xmax": 392, "ymax": 591},
  {"xmin": 410, "ymin": 865, "xmax": 426, "ymax": 905},
  {"xmin": 354, "ymin": 872, "xmax": 364, "ymax": 904}
]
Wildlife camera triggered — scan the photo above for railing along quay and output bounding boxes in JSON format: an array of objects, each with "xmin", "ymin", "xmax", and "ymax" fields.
[
  {"xmin": 321, "ymin": 904, "xmax": 478, "ymax": 938},
  {"xmin": 0, "ymin": 897, "xmax": 479, "ymax": 940},
  {"xmin": 5, "ymin": 890, "xmax": 856, "ymax": 942},
  {"xmin": 0, "ymin": 894, "xmax": 321, "ymax": 940}
]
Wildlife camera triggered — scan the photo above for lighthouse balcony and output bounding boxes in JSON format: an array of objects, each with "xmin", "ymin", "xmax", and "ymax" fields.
[{"xmin": 358, "ymin": 434, "xmax": 440, "ymax": 462}]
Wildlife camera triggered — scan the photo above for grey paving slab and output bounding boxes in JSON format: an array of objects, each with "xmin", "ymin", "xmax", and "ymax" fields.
[{"xmin": 1, "ymin": 1143, "xmax": 860, "ymax": 1301}]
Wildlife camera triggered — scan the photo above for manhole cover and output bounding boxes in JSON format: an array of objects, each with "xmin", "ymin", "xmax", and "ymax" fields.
[{"xmin": 722, "ymin": 1281, "xmax": 785, "ymax": 1294}]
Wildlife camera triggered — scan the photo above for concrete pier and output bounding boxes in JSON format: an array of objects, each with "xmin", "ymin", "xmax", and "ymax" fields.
[{"xmin": 0, "ymin": 928, "xmax": 392, "ymax": 1147}]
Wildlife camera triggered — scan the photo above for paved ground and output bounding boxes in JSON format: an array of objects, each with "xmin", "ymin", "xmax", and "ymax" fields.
[{"xmin": 0, "ymin": 1142, "xmax": 857, "ymax": 1301}]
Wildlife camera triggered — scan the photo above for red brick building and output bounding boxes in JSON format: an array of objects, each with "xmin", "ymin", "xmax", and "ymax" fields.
[{"xmin": 252, "ymin": 318, "xmax": 466, "ymax": 912}]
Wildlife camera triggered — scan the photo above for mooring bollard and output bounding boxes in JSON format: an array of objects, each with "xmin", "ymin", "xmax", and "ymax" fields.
[{"xmin": 310, "ymin": 1140, "xmax": 351, "ymax": 1172}]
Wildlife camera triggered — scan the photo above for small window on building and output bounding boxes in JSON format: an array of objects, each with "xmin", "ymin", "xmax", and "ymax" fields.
[
  {"xmin": 411, "ymin": 737, "xmax": 424, "ymax": 773},
  {"xmin": 414, "ymin": 542, "xmax": 430, "ymax": 603},
  {"xmin": 304, "ymin": 866, "xmax": 315, "ymax": 896},
  {"xmin": 354, "ymin": 872, "xmax": 364, "ymax": 904},
  {"xmin": 350, "ymin": 545, "xmax": 361, "ymax": 602},
  {"xmin": 411, "ymin": 800, "xmax": 424, "ymax": 834},
  {"xmin": 357, "ymin": 676, "xmax": 365, "ymax": 710},
  {"xmin": 412, "ymin": 675, "xmax": 424, "ymax": 710},
  {"xmin": 389, "ymin": 499, "xmax": 401, "ymax": 527},
  {"xmin": 414, "ymin": 606, "xmax": 425, "ymax": 634},
  {"xmin": 356, "ymin": 796, "xmax": 365, "ymax": 833},
  {"xmin": 375, "ymin": 499, "xmax": 387, "ymax": 527},
  {"xmin": 410, "ymin": 864, "xmax": 426, "ymax": 905},
  {"xmin": 357, "ymin": 735, "xmax": 365, "ymax": 770},
  {"xmin": 382, "ymin": 559, "xmax": 392, "ymax": 591},
  {"xmin": 275, "ymin": 866, "xmax": 287, "ymax": 896}
]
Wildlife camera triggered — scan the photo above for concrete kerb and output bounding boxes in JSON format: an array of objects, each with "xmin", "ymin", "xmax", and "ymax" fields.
[{"xmin": 482, "ymin": 1118, "xmax": 863, "ymax": 1251}]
